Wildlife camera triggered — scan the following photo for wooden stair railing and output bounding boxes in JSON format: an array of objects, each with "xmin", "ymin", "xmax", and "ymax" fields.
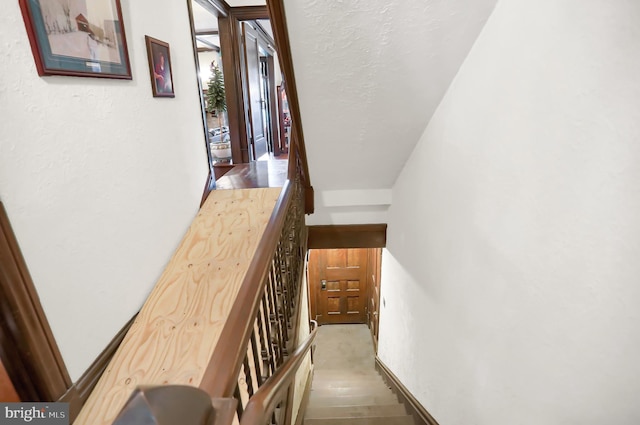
[
  {"xmin": 112, "ymin": 174, "xmax": 309, "ymax": 425},
  {"xmin": 112, "ymin": 321, "xmax": 316, "ymax": 425},
  {"xmin": 240, "ymin": 321, "xmax": 317, "ymax": 425},
  {"xmin": 110, "ymin": 6, "xmax": 315, "ymax": 419},
  {"xmin": 199, "ymin": 174, "xmax": 307, "ymax": 404}
]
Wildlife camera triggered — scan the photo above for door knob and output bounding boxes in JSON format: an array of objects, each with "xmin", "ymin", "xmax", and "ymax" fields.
[{"xmin": 321, "ymin": 280, "xmax": 327, "ymax": 290}]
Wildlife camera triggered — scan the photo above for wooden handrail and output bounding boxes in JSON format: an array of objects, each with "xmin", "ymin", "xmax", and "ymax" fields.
[
  {"xmin": 109, "ymin": 176, "xmax": 306, "ymax": 425},
  {"xmin": 240, "ymin": 322, "xmax": 318, "ymax": 425},
  {"xmin": 267, "ymin": 0, "xmax": 313, "ymax": 214},
  {"xmin": 199, "ymin": 179, "xmax": 294, "ymax": 398}
]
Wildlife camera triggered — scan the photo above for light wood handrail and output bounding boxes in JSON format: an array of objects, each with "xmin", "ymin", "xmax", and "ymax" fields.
[
  {"xmin": 240, "ymin": 322, "xmax": 317, "ymax": 425},
  {"xmin": 199, "ymin": 179, "xmax": 294, "ymax": 397}
]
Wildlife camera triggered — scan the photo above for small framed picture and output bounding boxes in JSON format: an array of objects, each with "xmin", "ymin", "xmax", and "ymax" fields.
[
  {"xmin": 145, "ymin": 36, "xmax": 175, "ymax": 98},
  {"xmin": 19, "ymin": 0, "xmax": 132, "ymax": 79}
]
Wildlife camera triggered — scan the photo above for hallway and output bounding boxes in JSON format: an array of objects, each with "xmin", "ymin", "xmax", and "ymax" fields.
[{"xmin": 305, "ymin": 324, "xmax": 414, "ymax": 425}]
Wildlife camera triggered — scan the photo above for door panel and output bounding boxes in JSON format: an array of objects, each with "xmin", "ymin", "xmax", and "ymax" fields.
[
  {"xmin": 242, "ymin": 23, "xmax": 267, "ymax": 160},
  {"xmin": 309, "ymin": 249, "xmax": 369, "ymax": 325}
]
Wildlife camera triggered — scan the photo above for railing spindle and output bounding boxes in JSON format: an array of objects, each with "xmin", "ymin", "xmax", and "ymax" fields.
[
  {"xmin": 249, "ymin": 330, "xmax": 264, "ymax": 388},
  {"xmin": 260, "ymin": 292, "xmax": 276, "ymax": 378}
]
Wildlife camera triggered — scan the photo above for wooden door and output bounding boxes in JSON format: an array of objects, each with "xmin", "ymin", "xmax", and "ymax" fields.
[
  {"xmin": 264, "ymin": 56, "xmax": 281, "ymax": 156},
  {"xmin": 242, "ymin": 23, "xmax": 267, "ymax": 160},
  {"xmin": 309, "ymin": 249, "xmax": 368, "ymax": 325},
  {"xmin": 367, "ymin": 249, "xmax": 382, "ymax": 351}
]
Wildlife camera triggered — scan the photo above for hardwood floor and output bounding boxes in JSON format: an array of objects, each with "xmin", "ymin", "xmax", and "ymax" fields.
[{"xmin": 215, "ymin": 159, "xmax": 288, "ymax": 190}]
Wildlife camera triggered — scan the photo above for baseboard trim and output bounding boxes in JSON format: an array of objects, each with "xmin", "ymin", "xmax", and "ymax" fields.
[
  {"xmin": 59, "ymin": 314, "xmax": 137, "ymax": 423},
  {"xmin": 294, "ymin": 367, "xmax": 314, "ymax": 425},
  {"xmin": 375, "ymin": 357, "xmax": 440, "ymax": 425}
]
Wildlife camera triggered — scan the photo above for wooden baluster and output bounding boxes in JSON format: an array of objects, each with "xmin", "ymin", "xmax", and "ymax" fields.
[
  {"xmin": 256, "ymin": 298, "xmax": 267, "ymax": 371},
  {"xmin": 269, "ymin": 266, "xmax": 287, "ymax": 366},
  {"xmin": 275, "ymin": 261, "xmax": 289, "ymax": 361},
  {"xmin": 273, "ymin": 249, "xmax": 289, "ymax": 354},
  {"xmin": 286, "ymin": 222, "xmax": 296, "ymax": 307},
  {"xmin": 286, "ymin": 221, "xmax": 297, "ymax": 313},
  {"xmin": 275, "ymin": 243, "xmax": 290, "ymax": 343},
  {"xmin": 266, "ymin": 266, "xmax": 284, "ymax": 365},
  {"xmin": 250, "ymin": 328, "xmax": 264, "ymax": 388},
  {"xmin": 243, "ymin": 354, "xmax": 254, "ymax": 400},
  {"xmin": 234, "ymin": 384, "xmax": 244, "ymax": 419},
  {"xmin": 257, "ymin": 292, "xmax": 272, "ymax": 380},
  {"xmin": 260, "ymin": 290, "xmax": 276, "ymax": 377}
]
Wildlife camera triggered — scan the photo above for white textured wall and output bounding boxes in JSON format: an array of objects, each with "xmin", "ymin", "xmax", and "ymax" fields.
[
  {"xmin": 378, "ymin": 0, "xmax": 640, "ymax": 424},
  {"xmin": 292, "ymin": 258, "xmax": 312, "ymax": 425},
  {"xmin": 283, "ymin": 0, "xmax": 497, "ymax": 225},
  {"xmin": 198, "ymin": 50, "xmax": 222, "ymax": 86},
  {"xmin": 0, "ymin": 1, "xmax": 207, "ymax": 380}
]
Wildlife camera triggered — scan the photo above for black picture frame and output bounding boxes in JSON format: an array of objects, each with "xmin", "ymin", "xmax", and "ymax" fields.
[
  {"xmin": 145, "ymin": 36, "xmax": 175, "ymax": 98},
  {"xmin": 19, "ymin": 0, "xmax": 132, "ymax": 79}
]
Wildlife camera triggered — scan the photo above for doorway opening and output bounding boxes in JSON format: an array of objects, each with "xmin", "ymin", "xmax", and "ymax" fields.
[
  {"xmin": 187, "ymin": 2, "xmax": 289, "ymax": 185},
  {"xmin": 307, "ymin": 248, "xmax": 383, "ymax": 350},
  {"xmin": 241, "ymin": 20, "xmax": 286, "ymax": 162}
]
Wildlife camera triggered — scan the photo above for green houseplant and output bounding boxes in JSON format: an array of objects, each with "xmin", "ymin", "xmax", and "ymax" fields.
[{"xmin": 205, "ymin": 61, "xmax": 231, "ymax": 159}]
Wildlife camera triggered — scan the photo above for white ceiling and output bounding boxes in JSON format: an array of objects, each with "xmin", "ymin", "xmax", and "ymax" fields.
[
  {"xmin": 196, "ymin": 35, "xmax": 220, "ymax": 50},
  {"xmin": 283, "ymin": 0, "xmax": 499, "ymax": 196},
  {"xmin": 191, "ymin": 1, "xmax": 218, "ymax": 31},
  {"xmin": 257, "ymin": 19, "xmax": 274, "ymax": 41},
  {"xmin": 226, "ymin": 0, "xmax": 266, "ymax": 5},
  {"xmin": 191, "ymin": 2, "xmax": 271, "ymax": 50}
]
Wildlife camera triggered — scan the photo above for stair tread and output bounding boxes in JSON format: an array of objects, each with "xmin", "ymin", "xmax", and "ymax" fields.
[
  {"xmin": 308, "ymin": 393, "xmax": 399, "ymax": 407},
  {"xmin": 310, "ymin": 386, "xmax": 395, "ymax": 397},
  {"xmin": 304, "ymin": 415, "xmax": 415, "ymax": 425},
  {"xmin": 303, "ymin": 325, "xmax": 413, "ymax": 425},
  {"xmin": 305, "ymin": 404, "xmax": 408, "ymax": 419},
  {"xmin": 312, "ymin": 374, "xmax": 385, "ymax": 382}
]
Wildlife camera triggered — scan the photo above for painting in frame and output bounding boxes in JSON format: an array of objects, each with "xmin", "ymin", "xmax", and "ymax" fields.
[
  {"xmin": 19, "ymin": 0, "xmax": 132, "ymax": 79},
  {"xmin": 145, "ymin": 36, "xmax": 175, "ymax": 98}
]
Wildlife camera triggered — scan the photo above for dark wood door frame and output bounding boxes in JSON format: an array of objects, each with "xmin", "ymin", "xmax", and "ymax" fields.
[
  {"xmin": 242, "ymin": 22, "xmax": 270, "ymax": 161},
  {"xmin": 0, "ymin": 202, "xmax": 71, "ymax": 401},
  {"xmin": 308, "ymin": 224, "xmax": 387, "ymax": 249},
  {"xmin": 266, "ymin": 55, "xmax": 281, "ymax": 156},
  {"xmin": 0, "ymin": 357, "xmax": 20, "ymax": 401},
  {"xmin": 218, "ymin": 6, "xmax": 271, "ymax": 164},
  {"xmin": 213, "ymin": 1, "xmax": 314, "ymax": 212},
  {"xmin": 366, "ymin": 248, "xmax": 382, "ymax": 352}
]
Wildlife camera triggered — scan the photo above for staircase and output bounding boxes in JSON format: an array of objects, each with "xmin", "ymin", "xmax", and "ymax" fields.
[{"xmin": 303, "ymin": 325, "xmax": 415, "ymax": 425}]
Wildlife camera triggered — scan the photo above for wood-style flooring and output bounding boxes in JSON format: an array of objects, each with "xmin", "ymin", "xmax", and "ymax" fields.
[{"xmin": 215, "ymin": 159, "xmax": 288, "ymax": 190}]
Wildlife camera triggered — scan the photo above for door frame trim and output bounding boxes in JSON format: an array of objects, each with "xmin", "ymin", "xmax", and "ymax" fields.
[
  {"xmin": 219, "ymin": 6, "xmax": 271, "ymax": 164},
  {"xmin": 308, "ymin": 248, "xmax": 371, "ymax": 325},
  {"xmin": 0, "ymin": 202, "xmax": 71, "ymax": 401},
  {"xmin": 308, "ymin": 224, "xmax": 387, "ymax": 249}
]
